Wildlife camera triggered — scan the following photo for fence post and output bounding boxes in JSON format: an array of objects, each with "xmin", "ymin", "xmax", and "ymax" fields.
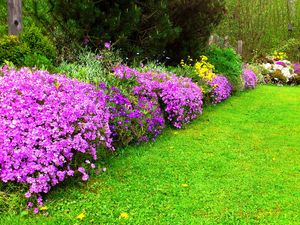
[
  {"xmin": 208, "ymin": 35, "xmax": 214, "ymax": 46},
  {"xmin": 237, "ymin": 40, "xmax": 243, "ymax": 55},
  {"xmin": 224, "ymin": 36, "xmax": 229, "ymax": 48},
  {"xmin": 7, "ymin": 0, "xmax": 22, "ymax": 36}
]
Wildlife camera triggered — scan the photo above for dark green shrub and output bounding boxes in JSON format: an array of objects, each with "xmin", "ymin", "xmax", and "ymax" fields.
[
  {"xmin": 0, "ymin": 25, "xmax": 57, "ymax": 68},
  {"xmin": 23, "ymin": 53, "xmax": 54, "ymax": 71},
  {"xmin": 31, "ymin": 0, "xmax": 225, "ymax": 63},
  {"xmin": 205, "ymin": 46, "xmax": 243, "ymax": 90},
  {"xmin": 0, "ymin": 35, "xmax": 30, "ymax": 66},
  {"xmin": 21, "ymin": 25, "xmax": 57, "ymax": 62},
  {"xmin": 167, "ymin": 0, "xmax": 226, "ymax": 62}
]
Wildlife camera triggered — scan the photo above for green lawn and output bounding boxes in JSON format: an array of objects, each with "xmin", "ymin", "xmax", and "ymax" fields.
[{"xmin": 1, "ymin": 85, "xmax": 300, "ymax": 224}]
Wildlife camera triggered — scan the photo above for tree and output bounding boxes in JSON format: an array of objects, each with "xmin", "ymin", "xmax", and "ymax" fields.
[{"xmin": 7, "ymin": 0, "xmax": 22, "ymax": 36}]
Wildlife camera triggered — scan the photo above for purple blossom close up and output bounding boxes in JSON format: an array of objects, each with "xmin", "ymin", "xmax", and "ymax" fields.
[
  {"xmin": 242, "ymin": 69, "xmax": 258, "ymax": 89},
  {"xmin": 208, "ymin": 75, "xmax": 232, "ymax": 104}
]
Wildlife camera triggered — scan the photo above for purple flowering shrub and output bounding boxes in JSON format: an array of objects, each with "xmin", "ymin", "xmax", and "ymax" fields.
[
  {"xmin": 114, "ymin": 65, "xmax": 203, "ymax": 128},
  {"xmin": 102, "ymin": 84, "xmax": 165, "ymax": 148},
  {"xmin": 0, "ymin": 66, "xmax": 112, "ymax": 206},
  {"xmin": 242, "ymin": 69, "xmax": 258, "ymax": 89},
  {"xmin": 207, "ymin": 75, "xmax": 232, "ymax": 104}
]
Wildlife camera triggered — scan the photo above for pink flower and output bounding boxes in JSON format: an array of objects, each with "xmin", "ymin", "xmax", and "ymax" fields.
[
  {"xmin": 104, "ymin": 42, "xmax": 111, "ymax": 49},
  {"xmin": 82, "ymin": 174, "xmax": 89, "ymax": 181}
]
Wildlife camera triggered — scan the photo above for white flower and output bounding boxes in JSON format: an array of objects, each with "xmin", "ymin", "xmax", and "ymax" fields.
[
  {"xmin": 263, "ymin": 63, "xmax": 272, "ymax": 70},
  {"xmin": 281, "ymin": 67, "xmax": 293, "ymax": 79}
]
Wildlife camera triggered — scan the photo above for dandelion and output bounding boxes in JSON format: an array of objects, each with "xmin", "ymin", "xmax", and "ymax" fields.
[
  {"xmin": 119, "ymin": 212, "xmax": 129, "ymax": 219},
  {"xmin": 76, "ymin": 212, "xmax": 85, "ymax": 220},
  {"xmin": 181, "ymin": 184, "xmax": 189, "ymax": 187},
  {"xmin": 40, "ymin": 206, "xmax": 48, "ymax": 211}
]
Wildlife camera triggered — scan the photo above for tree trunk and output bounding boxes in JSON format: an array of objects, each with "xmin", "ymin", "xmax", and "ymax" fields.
[{"xmin": 7, "ymin": 0, "xmax": 22, "ymax": 36}]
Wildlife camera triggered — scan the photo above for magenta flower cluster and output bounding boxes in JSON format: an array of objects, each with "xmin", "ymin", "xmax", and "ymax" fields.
[
  {"xmin": 101, "ymin": 84, "xmax": 165, "ymax": 148},
  {"xmin": 0, "ymin": 64, "xmax": 204, "ymax": 208},
  {"xmin": 0, "ymin": 66, "xmax": 112, "ymax": 205},
  {"xmin": 113, "ymin": 65, "xmax": 203, "ymax": 128},
  {"xmin": 242, "ymin": 69, "xmax": 258, "ymax": 89},
  {"xmin": 208, "ymin": 75, "xmax": 232, "ymax": 104},
  {"xmin": 293, "ymin": 63, "xmax": 300, "ymax": 73}
]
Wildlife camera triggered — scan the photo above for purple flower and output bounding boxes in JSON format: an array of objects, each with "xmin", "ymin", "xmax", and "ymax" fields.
[
  {"xmin": 104, "ymin": 42, "xmax": 111, "ymax": 49},
  {"xmin": 293, "ymin": 63, "xmax": 300, "ymax": 73},
  {"xmin": 0, "ymin": 66, "xmax": 112, "ymax": 207},
  {"xmin": 242, "ymin": 69, "xmax": 258, "ymax": 89},
  {"xmin": 83, "ymin": 36, "xmax": 89, "ymax": 45},
  {"xmin": 96, "ymin": 55, "xmax": 103, "ymax": 60},
  {"xmin": 275, "ymin": 61, "xmax": 286, "ymax": 67},
  {"xmin": 208, "ymin": 75, "xmax": 232, "ymax": 104},
  {"xmin": 33, "ymin": 208, "xmax": 39, "ymax": 214}
]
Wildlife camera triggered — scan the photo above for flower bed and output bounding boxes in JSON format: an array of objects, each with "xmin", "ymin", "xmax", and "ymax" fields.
[
  {"xmin": 114, "ymin": 65, "xmax": 204, "ymax": 128},
  {"xmin": 0, "ymin": 66, "xmax": 111, "ymax": 206},
  {"xmin": 207, "ymin": 75, "xmax": 233, "ymax": 104}
]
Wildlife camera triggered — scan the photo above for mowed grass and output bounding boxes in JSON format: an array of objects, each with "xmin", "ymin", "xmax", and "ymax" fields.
[{"xmin": 1, "ymin": 85, "xmax": 300, "ymax": 224}]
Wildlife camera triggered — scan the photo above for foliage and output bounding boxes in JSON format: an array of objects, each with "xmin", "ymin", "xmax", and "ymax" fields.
[
  {"xmin": 0, "ymin": 24, "xmax": 57, "ymax": 68},
  {"xmin": 57, "ymin": 47, "xmax": 122, "ymax": 86},
  {"xmin": 205, "ymin": 46, "xmax": 243, "ymax": 90},
  {"xmin": 167, "ymin": 0, "xmax": 226, "ymax": 62},
  {"xmin": 29, "ymin": 0, "xmax": 225, "ymax": 63},
  {"xmin": 20, "ymin": 25, "xmax": 57, "ymax": 63},
  {"xmin": 214, "ymin": 0, "xmax": 300, "ymax": 61},
  {"xmin": 23, "ymin": 53, "xmax": 54, "ymax": 71},
  {"xmin": 0, "ymin": 35, "xmax": 30, "ymax": 66},
  {"xmin": 274, "ymin": 38, "xmax": 300, "ymax": 62}
]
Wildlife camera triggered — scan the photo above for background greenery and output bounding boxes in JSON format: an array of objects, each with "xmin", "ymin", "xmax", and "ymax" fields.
[
  {"xmin": 214, "ymin": 0, "xmax": 300, "ymax": 61},
  {"xmin": 0, "ymin": 0, "xmax": 226, "ymax": 64}
]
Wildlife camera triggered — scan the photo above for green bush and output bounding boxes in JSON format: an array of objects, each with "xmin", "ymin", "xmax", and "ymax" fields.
[
  {"xmin": 20, "ymin": 25, "xmax": 57, "ymax": 62},
  {"xmin": 0, "ymin": 24, "xmax": 57, "ymax": 68},
  {"xmin": 23, "ymin": 53, "xmax": 54, "ymax": 71},
  {"xmin": 0, "ymin": 35, "xmax": 30, "ymax": 66},
  {"xmin": 31, "ymin": 0, "xmax": 225, "ymax": 63},
  {"xmin": 205, "ymin": 46, "xmax": 243, "ymax": 90},
  {"xmin": 274, "ymin": 38, "xmax": 300, "ymax": 62},
  {"xmin": 57, "ymin": 47, "xmax": 122, "ymax": 86}
]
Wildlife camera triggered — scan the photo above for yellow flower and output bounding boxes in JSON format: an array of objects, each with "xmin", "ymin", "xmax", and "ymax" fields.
[
  {"xmin": 201, "ymin": 55, "xmax": 208, "ymax": 61},
  {"xmin": 120, "ymin": 212, "xmax": 129, "ymax": 219},
  {"xmin": 40, "ymin": 206, "xmax": 48, "ymax": 211},
  {"xmin": 181, "ymin": 184, "xmax": 189, "ymax": 187},
  {"xmin": 76, "ymin": 212, "xmax": 85, "ymax": 220}
]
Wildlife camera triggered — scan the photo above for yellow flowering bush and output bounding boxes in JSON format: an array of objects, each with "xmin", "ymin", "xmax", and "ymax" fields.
[
  {"xmin": 194, "ymin": 55, "xmax": 216, "ymax": 81},
  {"xmin": 180, "ymin": 55, "xmax": 216, "ymax": 81},
  {"xmin": 272, "ymin": 51, "xmax": 287, "ymax": 60}
]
